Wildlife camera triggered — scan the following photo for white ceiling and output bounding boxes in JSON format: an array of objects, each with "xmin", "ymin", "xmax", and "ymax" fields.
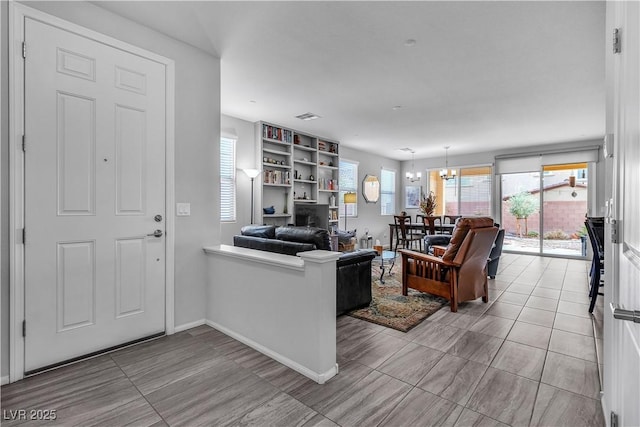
[{"xmin": 95, "ymin": 1, "xmax": 605, "ymax": 161}]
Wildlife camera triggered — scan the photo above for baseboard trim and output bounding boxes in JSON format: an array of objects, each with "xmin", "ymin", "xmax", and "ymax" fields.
[
  {"xmin": 1, "ymin": 376, "xmax": 9, "ymax": 386},
  {"xmin": 174, "ymin": 319, "xmax": 206, "ymax": 333},
  {"xmin": 205, "ymin": 320, "xmax": 337, "ymax": 384}
]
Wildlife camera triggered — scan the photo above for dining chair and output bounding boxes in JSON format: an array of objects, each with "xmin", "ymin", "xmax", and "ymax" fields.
[
  {"xmin": 393, "ymin": 215, "xmax": 423, "ymax": 252},
  {"xmin": 585, "ymin": 217, "xmax": 605, "ymax": 313}
]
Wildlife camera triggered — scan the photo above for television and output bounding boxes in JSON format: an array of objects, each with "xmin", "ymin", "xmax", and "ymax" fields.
[{"xmin": 295, "ymin": 204, "xmax": 329, "ymax": 230}]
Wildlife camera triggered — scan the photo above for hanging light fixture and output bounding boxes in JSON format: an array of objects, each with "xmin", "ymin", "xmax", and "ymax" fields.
[
  {"xmin": 439, "ymin": 146, "xmax": 456, "ymax": 181},
  {"xmin": 405, "ymin": 150, "xmax": 421, "ymax": 182}
]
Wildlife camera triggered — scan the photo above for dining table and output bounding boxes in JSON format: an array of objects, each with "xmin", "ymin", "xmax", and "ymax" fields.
[{"xmin": 387, "ymin": 222, "xmax": 455, "ymax": 250}]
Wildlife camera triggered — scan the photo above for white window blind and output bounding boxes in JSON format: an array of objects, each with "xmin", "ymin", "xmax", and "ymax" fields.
[
  {"xmin": 495, "ymin": 147, "xmax": 600, "ymax": 175},
  {"xmin": 380, "ymin": 168, "xmax": 396, "ymax": 215},
  {"xmin": 220, "ymin": 137, "xmax": 236, "ymax": 222},
  {"xmin": 339, "ymin": 159, "xmax": 358, "ymax": 217}
]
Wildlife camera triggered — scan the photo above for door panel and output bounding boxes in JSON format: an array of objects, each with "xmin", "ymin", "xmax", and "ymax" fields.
[
  {"xmin": 56, "ymin": 92, "xmax": 96, "ymax": 215},
  {"xmin": 24, "ymin": 18, "xmax": 166, "ymax": 372},
  {"xmin": 115, "ymin": 238, "xmax": 146, "ymax": 318},
  {"xmin": 56, "ymin": 241, "xmax": 96, "ymax": 331},
  {"xmin": 115, "ymin": 104, "xmax": 146, "ymax": 215},
  {"xmin": 607, "ymin": 1, "xmax": 640, "ymax": 425}
]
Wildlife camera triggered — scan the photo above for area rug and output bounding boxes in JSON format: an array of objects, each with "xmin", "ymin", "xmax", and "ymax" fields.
[{"xmin": 348, "ymin": 261, "xmax": 449, "ymax": 332}]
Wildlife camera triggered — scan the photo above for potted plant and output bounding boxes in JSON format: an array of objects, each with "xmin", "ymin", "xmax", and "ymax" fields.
[{"xmin": 420, "ymin": 191, "xmax": 437, "ymax": 216}]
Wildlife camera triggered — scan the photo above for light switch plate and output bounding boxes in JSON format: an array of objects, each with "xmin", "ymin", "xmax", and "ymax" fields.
[{"xmin": 176, "ymin": 203, "xmax": 191, "ymax": 216}]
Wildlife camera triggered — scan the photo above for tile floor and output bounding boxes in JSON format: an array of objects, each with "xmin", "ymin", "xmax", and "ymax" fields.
[{"xmin": 1, "ymin": 253, "xmax": 605, "ymax": 426}]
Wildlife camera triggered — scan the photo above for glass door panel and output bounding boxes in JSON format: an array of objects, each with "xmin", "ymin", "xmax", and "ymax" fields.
[
  {"xmin": 501, "ymin": 172, "xmax": 541, "ymax": 254},
  {"xmin": 541, "ymin": 163, "xmax": 588, "ymax": 256}
]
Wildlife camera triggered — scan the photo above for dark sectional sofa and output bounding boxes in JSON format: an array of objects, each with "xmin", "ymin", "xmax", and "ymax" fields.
[{"xmin": 233, "ymin": 225, "xmax": 376, "ymax": 314}]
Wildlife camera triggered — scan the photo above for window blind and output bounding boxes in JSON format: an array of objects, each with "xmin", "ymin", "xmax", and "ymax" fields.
[
  {"xmin": 339, "ymin": 159, "xmax": 358, "ymax": 217},
  {"xmin": 495, "ymin": 146, "xmax": 600, "ymax": 175},
  {"xmin": 220, "ymin": 137, "xmax": 236, "ymax": 222},
  {"xmin": 380, "ymin": 168, "xmax": 396, "ymax": 215}
]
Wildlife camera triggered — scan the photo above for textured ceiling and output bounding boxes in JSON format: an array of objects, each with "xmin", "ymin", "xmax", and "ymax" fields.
[{"xmin": 95, "ymin": 1, "xmax": 606, "ymax": 160}]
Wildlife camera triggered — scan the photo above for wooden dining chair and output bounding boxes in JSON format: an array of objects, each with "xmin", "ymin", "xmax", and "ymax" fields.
[
  {"xmin": 393, "ymin": 215, "xmax": 423, "ymax": 252},
  {"xmin": 421, "ymin": 215, "xmax": 442, "ymax": 235}
]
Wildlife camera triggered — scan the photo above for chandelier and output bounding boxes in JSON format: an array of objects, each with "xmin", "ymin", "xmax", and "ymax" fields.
[
  {"xmin": 439, "ymin": 146, "xmax": 456, "ymax": 181},
  {"xmin": 405, "ymin": 150, "xmax": 421, "ymax": 182}
]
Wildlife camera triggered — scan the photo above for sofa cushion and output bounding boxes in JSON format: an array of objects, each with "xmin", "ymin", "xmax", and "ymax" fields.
[
  {"xmin": 240, "ymin": 225, "xmax": 277, "ymax": 239},
  {"xmin": 233, "ymin": 235, "xmax": 315, "ymax": 256},
  {"xmin": 275, "ymin": 226, "xmax": 331, "ymax": 250},
  {"xmin": 442, "ymin": 217, "xmax": 495, "ymax": 262}
]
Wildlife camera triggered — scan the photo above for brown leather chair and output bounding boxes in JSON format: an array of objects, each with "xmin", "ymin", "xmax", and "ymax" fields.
[
  {"xmin": 393, "ymin": 215, "xmax": 423, "ymax": 252},
  {"xmin": 399, "ymin": 217, "xmax": 497, "ymax": 312}
]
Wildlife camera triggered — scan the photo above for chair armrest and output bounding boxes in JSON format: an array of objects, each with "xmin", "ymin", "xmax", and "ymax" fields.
[
  {"xmin": 432, "ymin": 245, "xmax": 447, "ymax": 257},
  {"xmin": 398, "ymin": 249, "xmax": 456, "ymax": 267}
]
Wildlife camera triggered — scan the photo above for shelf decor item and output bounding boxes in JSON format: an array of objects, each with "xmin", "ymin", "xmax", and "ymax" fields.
[{"xmin": 263, "ymin": 206, "xmax": 275, "ymax": 214}]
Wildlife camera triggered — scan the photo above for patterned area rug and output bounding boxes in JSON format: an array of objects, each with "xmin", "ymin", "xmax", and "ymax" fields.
[{"xmin": 348, "ymin": 260, "xmax": 449, "ymax": 332}]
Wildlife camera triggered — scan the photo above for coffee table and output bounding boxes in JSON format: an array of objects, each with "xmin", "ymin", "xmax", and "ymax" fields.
[{"xmin": 375, "ymin": 250, "xmax": 398, "ymax": 284}]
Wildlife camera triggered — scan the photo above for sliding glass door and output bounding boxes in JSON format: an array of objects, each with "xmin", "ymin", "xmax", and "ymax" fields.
[
  {"xmin": 501, "ymin": 172, "xmax": 541, "ymax": 254},
  {"xmin": 541, "ymin": 163, "xmax": 588, "ymax": 257},
  {"xmin": 500, "ymin": 163, "xmax": 589, "ymax": 258}
]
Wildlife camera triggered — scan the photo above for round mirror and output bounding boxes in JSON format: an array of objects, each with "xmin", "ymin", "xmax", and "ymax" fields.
[{"xmin": 362, "ymin": 175, "xmax": 380, "ymax": 203}]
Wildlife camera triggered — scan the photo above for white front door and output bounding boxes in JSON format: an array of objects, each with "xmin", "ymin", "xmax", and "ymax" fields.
[
  {"xmin": 605, "ymin": 1, "xmax": 640, "ymax": 426},
  {"xmin": 24, "ymin": 18, "xmax": 167, "ymax": 372}
]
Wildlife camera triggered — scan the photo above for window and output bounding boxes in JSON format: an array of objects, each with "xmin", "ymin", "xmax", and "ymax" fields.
[
  {"xmin": 220, "ymin": 137, "xmax": 236, "ymax": 222},
  {"xmin": 380, "ymin": 169, "xmax": 396, "ymax": 215},
  {"xmin": 427, "ymin": 166, "xmax": 492, "ymax": 216},
  {"xmin": 339, "ymin": 159, "xmax": 358, "ymax": 217}
]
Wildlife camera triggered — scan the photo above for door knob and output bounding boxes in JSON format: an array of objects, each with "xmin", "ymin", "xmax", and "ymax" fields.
[
  {"xmin": 147, "ymin": 229, "xmax": 163, "ymax": 238},
  {"xmin": 610, "ymin": 303, "xmax": 640, "ymax": 323}
]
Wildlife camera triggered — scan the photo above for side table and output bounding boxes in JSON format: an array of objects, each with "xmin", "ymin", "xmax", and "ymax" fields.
[{"xmin": 374, "ymin": 250, "xmax": 398, "ymax": 284}]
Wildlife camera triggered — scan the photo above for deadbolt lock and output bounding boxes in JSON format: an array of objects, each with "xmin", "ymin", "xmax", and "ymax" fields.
[{"xmin": 154, "ymin": 215, "xmax": 163, "ymax": 222}]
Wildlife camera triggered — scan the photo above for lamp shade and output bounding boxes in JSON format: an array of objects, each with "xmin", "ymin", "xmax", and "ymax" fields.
[
  {"xmin": 243, "ymin": 168, "xmax": 261, "ymax": 179},
  {"xmin": 344, "ymin": 192, "xmax": 357, "ymax": 204}
]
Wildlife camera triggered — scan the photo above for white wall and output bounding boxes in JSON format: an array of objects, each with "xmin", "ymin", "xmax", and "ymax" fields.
[
  {"xmin": 220, "ymin": 115, "xmax": 256, "ymax": 244},
  {"xmin": 205, "ymin": 246, "xmax": 338, "ymax": 383},
  {"xmin": 1, "ymin": 1, "xmax": 221, "ymax": 378},
  {"xmin": 339, "ymin": 146, "xmax": 402, "ymax": 247}
]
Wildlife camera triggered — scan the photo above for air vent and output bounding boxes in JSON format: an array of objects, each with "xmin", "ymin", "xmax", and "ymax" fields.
[{"xmin": 295, "ymin": 112, "xmax": 321, "ymax": 121}]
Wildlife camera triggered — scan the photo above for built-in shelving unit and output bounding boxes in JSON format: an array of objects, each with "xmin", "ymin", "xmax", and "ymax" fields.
[{"xmin": 256, "ymin": 122, "xmax": 339, "ymax": 228}]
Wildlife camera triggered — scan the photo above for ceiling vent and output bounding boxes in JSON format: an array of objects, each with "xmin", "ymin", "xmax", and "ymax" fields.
[{"xmin": 295, "ymin": 112, "xmax": 321, "ymax": 121}]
